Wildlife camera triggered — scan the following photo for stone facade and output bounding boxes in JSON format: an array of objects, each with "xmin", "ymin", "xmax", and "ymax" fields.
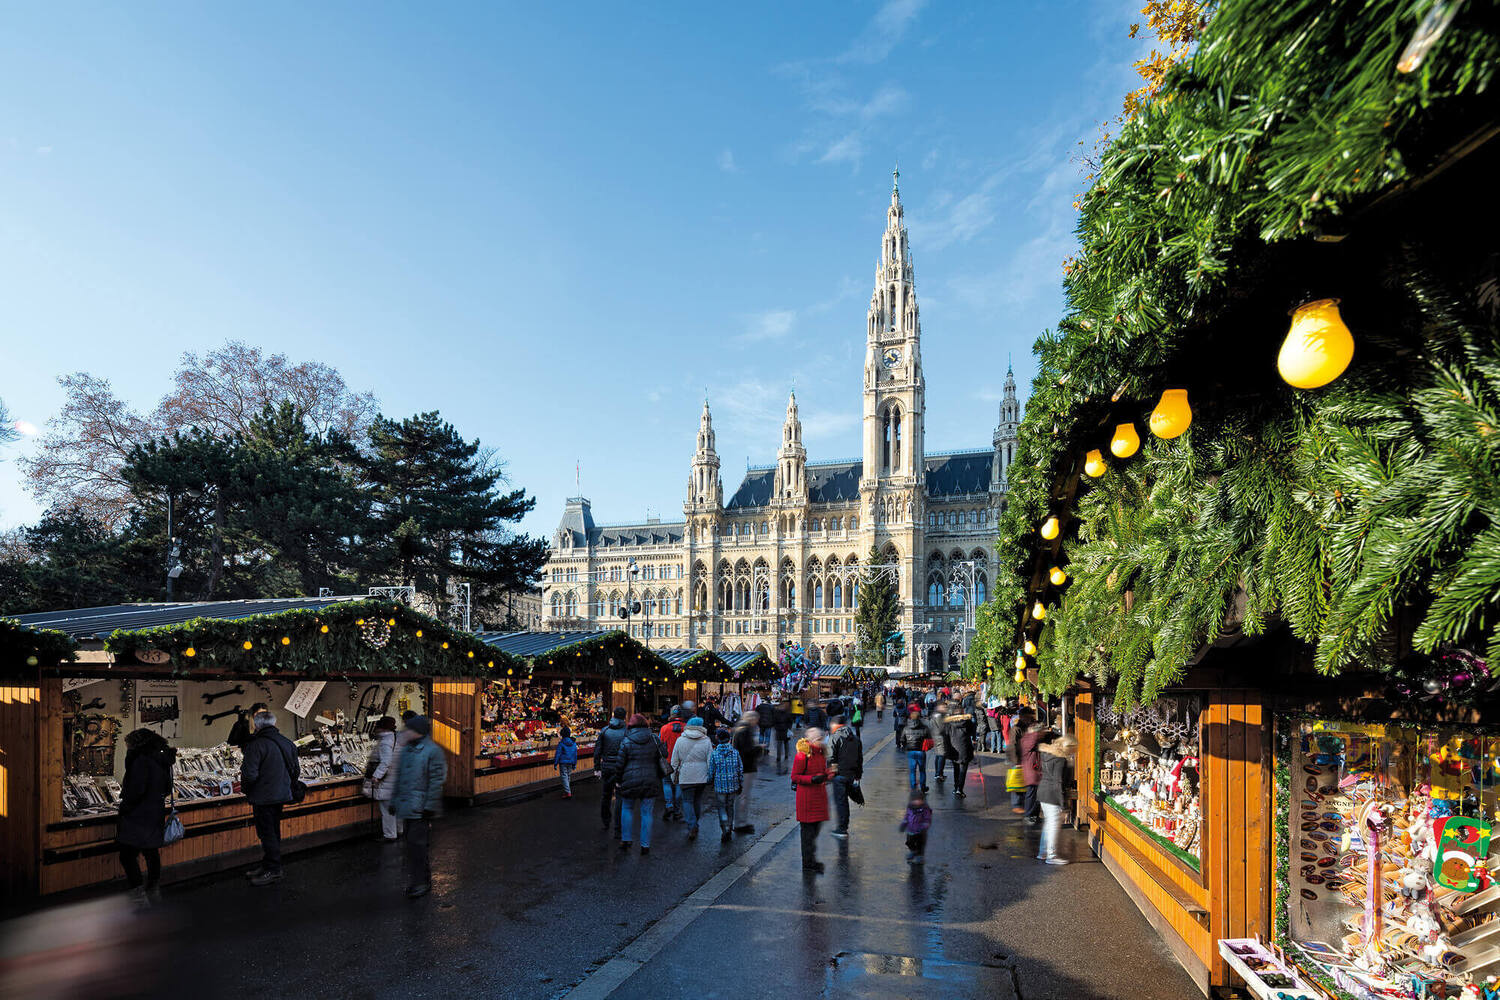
[{"xmin": 543, "ymin": 176, "xmax": 1021, "ymax": 671}]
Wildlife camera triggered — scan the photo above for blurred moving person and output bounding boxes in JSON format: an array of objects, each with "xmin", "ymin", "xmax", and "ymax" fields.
[
  {"xmin": 899, "ymin": 792, "xmax": 932, "ymax": 864},
  {"xmin": 117, "ymin": 728, "xmax": 175, "ymax": 907},
  {"xmin": 1038, "ymin": 733, "xmax": 1078, "ymax": 864},
  {"xmin": 391, "ymin": 715, "xmax": 447, "ymax": 897},
  {"xmin": 731, "ymin": 711, "xmax": 761, "ymax": 833}
]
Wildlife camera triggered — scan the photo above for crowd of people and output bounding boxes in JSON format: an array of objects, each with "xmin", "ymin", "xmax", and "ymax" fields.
[{"xmin": 112, "ymin": 684, "xmax": 1076, "ymax": 905}]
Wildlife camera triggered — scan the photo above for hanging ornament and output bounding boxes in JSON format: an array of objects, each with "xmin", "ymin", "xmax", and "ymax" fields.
[
  {"xmin": 1278, "ymin": 299, "xmax": 1354, "ymax": 389},
  {"xmin": 1110, "ymin": 423, "xmax": 1140, "ymax": 458},
  {"xmin": 1149, "ymin": 389, "xmax": 1192, "ymax": 439},
  {"xmin": 1032, "ymin": 601, "xmax": 1047, "ymax": 621},
  {"xmin": 1014, "ymin": 667, "xmax": 1026, "ymax": 683},
  {"xmin": 1049, "ymin": 567, "xmax": 1068, "ymax": 586},
  {"xmin": 359, "ymin": 618, "xmax": 392, "ymax": 650},
  {"xmin": 1040, "ymin": 516, "xmax": 1060, "ymax": 541},
  {"xmin": 1024, "ymin": 640, "xmax": 1037, "ymax": 656},
  {"xmin": 1084, "ymin": 449, "xmax": 1106, "ymax": 478}
]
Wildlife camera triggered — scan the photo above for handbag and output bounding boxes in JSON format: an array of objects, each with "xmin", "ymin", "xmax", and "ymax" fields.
[
  {"xmin": 1006, "ymin": 766, "xmax": 1025, "ymax": 792},
  {"xmin": 848, "ymin": 781, "xmax": 865, "ymax": 806},
  {"xmin": 162, "ymin": 788, "xmax": 185, "ymax": 845}
]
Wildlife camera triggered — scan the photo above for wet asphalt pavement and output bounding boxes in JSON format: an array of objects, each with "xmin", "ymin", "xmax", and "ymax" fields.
[{"xmin": 2, "ymin": 727, "xmax": 1199, "ymax": 1000}]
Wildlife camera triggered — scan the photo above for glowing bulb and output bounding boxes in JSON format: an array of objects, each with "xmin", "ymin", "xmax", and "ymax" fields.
[
  {"xmin": 1149, "ymin": 389, "xmax": 1192, "ymax": 439},
  {"xmin": 1279, "ymin": 299, "xmax": 1354, "ymax": 388},
  {"xmin": 242, "ymin": 640, "xmax": 253, "ymax": 651},
  {"xmin": 1110, "ymin": 423, "xmax": 1140, "ymax": 458},
  {"xmin": 387, "ymin": 618, "xmax": 396, "ymax": 626},
  {"xmin": 356, "ymin": 619, "xmax": 365, "ymax": 626},
  {"xmin": 442, "ymin": 641, "xmax": 449, "ymax": 649},
  {"xmin": 280, "ymin": 636, "xmax": 290, "ymax": 646},
  {"xmin": 184, "ymin": 647, "xmax": 196, "ymax": 658},
  {"xmin": 1014, "ymin": 668, "xmax": 1026, "ymax": 683},
  {"xmin": 506, "ymin": 668, "xmax": 513, "ymax": 675},
  {"xmin": 1032, "ymin": 601, "xmax": 1047, "ymax": 621},
  {"xmin": 1040, "ymin": 516, "xmax": 1060, "ymax": 540},
  {"xmin": 1050, "ymin": 567, "xmax": 1068, "ymax": 586},
  {"xmin": 1084, "ymin": 449, "xmax": 1106, "ymax": 478},
  {"xmin": 1015, "ymin": 653, "xmax": 1026, "ymax": 670},
  {"xmin": 467, "ymin": 650, "xmax": 475, "ymax": 658},
  {"xmin": 320, "ymin": 624, "xmax": 329, "ymax": 634},
  {"xmin": 1024, "ymin": 640, "xmax": 1037, "ymax": 656},
  {"xmin": 415, "ymin": 629, "xmax": 423, "ymax": 638}
]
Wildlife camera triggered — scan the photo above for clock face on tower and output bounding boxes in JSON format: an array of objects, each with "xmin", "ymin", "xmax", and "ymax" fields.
[{"xmin": 882, "ymin": 347, "xmax": 902, "ymax": 369}]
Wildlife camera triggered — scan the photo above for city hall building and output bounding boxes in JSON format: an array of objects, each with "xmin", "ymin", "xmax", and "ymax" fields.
[{"xmin": 543, "ymin": 177, "xmax": 1021, "ymax": 671}]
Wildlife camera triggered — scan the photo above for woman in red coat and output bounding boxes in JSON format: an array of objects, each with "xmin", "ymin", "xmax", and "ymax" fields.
[{"xmin": 791, "ymin": 727, "xmax": 832, "ymax": 874}]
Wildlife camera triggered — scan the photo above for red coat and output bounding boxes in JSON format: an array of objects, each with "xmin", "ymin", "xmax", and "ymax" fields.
[{"xmin": 791, "ymin": 740, "xmax": 830, "ymax": 822}]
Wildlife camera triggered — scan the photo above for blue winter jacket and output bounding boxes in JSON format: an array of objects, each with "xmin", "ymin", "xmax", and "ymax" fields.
[
  {"xmin": 554, "ymin": 737, "xmax": 578, "ymax": 767},
  {"xmin": 391, "ymin": 736, "xmax": 447, "ymax": 820},
  {"xmin": 706, "ymin": 742, "xmax": 743, "ymax": 796}
]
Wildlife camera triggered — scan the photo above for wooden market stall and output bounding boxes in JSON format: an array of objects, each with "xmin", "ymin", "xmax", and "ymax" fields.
[
  {"xmin": 449, "ymin": 630, "xmax": 669, "ymax": 803},
  {"xmin": 0, "ymin": 598, "xmax": 513, "ymax": 897}
]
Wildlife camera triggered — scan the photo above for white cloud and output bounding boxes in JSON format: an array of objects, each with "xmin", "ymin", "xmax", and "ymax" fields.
[
  {"xmin": 741, "ymin": 308, "xmax": 797, "ymax": 341},
  {"xmin": 817, "ymin": 132, "xmax": 864, "ymax": 167},
  {"xmin": 922, "ymin": 148, "xmax": 939, "ymax": 170},
  {"xmin": 802, "ymin": 409, "xmax": 860, "ymax": 439},
  {"xmin": 13, "ymin": 420, "xmax": 37, "ymax": 436},
  {"xmin": 35, "ymin": 146, "xmax": 52, "ymax": 155},
  {"xmin": 717, "ymin": 148, "xmax": 738, "ymax": 173},
  {"xmin": 837, "ymin": 0, "xmax": 928, "ymax": 65}
]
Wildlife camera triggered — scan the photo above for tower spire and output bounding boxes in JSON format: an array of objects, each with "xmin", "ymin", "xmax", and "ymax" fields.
[
  {"xmin": 687, "ymin": 397, "xmax": 721, "ymax": 510},
  {"xmin": 774, "ymin": 390, "xmax": 807, "ymax": 501}
]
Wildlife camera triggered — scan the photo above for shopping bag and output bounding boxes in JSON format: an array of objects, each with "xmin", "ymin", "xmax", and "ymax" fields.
[
  {"xmin": 163, "ymin": 790, "xmax": 185, "ymax": 845},
  {"xmin": 1005, "ymin": 766, "xmax": 1025, "ymax": 792}
]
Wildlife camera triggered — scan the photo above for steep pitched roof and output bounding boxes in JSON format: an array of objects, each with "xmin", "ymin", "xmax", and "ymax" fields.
[
  {"xmin": 590, "ymin": 523, "xmax": 686, "ymax": 548},
  {"xmin": 725, "ymin": 450, "xmax": 995, "ymax": 509},
  {"xmin": 924, "ymin": 451, "xmax": 993, "ymax": 497}
]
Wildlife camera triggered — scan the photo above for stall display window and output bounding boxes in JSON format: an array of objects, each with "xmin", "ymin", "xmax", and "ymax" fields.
[
  {"xmin": 478, "ymin": 679, "xmax": 606, "ymax": 765},
  {"xmin": 1096, "ymin": 693, "xmax": 1203, "ymax": 867},
  {"xmin": 1281, "ymin": 719, "xmax": 1500, "ymax": 999},
  {"xmin": 59, "ymin": 676, "xmax": 426, "ymax": 818}
]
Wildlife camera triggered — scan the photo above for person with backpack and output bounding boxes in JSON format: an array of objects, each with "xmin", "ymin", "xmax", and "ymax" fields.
[
  {"xmin": 240, "ymin": 709, "xmax": 300, "ymax": 886},
  {"xmin": 594, "ymin": 707, "xmax": 628, "ymax": 837},
  {"xmin": 658, "ymin": 707, "xmax": 686, "ymax": 822},
  {"xmin": 611, "ymin": 714, "xmax": 663, "ymax": 855},
  {"xmin": 117, "ymin": 728, "xmax": 176, "ymax": 907},
  {"xmin": 706, "ymin": 729, "xmax": 744, "ymax": 842},
  {"xmin": 392, "ymin": 715, "xmax": 447, "ymax": 898}
]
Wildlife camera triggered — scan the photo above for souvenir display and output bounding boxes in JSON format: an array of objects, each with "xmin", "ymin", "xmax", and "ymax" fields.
[
  {"xmin": 58, "ymin": 675, "xmax": 420, "ymax": 818},
  {"xmin": 478, "ymin": 679, "xmax": 605, "ymax": 765},
  {"xmin": 1284, "ymin": 719, "xmax": 1500, "ymax": 999},
  {"xmin": 1097, "ymin": 693, "xmax": 1204, "ymax": 863},
  {"xmin": 1219, "ymin": 938, "xmax": 1320, "ymax": 999}
]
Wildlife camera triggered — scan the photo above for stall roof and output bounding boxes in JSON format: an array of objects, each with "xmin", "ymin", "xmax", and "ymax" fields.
[
  {"xmin": 816, "ymin": 664, "xmax": 852, "ymax": 679},
  {"xmin": 655, "ymin": 648, "xmax": 717, "ymax": 668},
  {"xmin": 475, "ymin": 630, "xmax": 619, "ymax": 659},
  {"xmin": 9, "ymin": 598, "xmax": 357, "ymax": 640},
  {"xmin": 721, "ymin": 651, "xmax": 771, "ymax": 671}
]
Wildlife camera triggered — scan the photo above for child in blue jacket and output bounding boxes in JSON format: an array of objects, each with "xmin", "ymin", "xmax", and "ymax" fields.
[{"xmin": 554, "ymin": 726, "xmax": 579, "ymax": 798}]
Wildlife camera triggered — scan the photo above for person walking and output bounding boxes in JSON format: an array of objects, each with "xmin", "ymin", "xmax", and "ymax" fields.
[
  {"xmin": 892, "ymin": 693, "xmax": 907, "ymax": 735},
  {"xmin": 984, "ymin": 704, "xmax": 1002, "ymax": 754},
  {"xmin": 803, "ymin": 698, "xmax": 829, "ymax": 735},
  {"xmin": 898, "ymin": 705, "xmax": 929, "ymax": 791},
  {"xmin": 594, "ymin": 707, "xmax": 628, "ymax": 837},
  {"xmin": 826, "ymin": 717, "xmax": 864, "ymax": 839},
  {"xmin": 772, "ymin": 700, "xmax": 793, "ymax": 774},
  {"xmin": 706, "ymin": 729, "xmax": 744, "ymax": 843},
  {"xmin": 671, "ymin": 716, "xmax": 712, "ymax": 839},
  {"xmin": 241, "ymin": 709, "xmax": 299, "ymax": 886},
  {"xmin": 554, "ymin": 725, "xmax": 579, "ymax": 798},
  {"xmin": 1038, "ymin": 734, "xmax": 1077, "ymax": 863},
  {"xmin": 850, "ymin": 700, "xmax": 864, "ymax": 740},
  {"xmin": 940, "ymin": 707, "xmax": 977, "ymax": 797},
  {"xmin": 791, "ymin": 727, "xmax": 831, "ymax": 874},
  {"xmin": 612, "ymin": 714, "xmax": 662, "ymax": 855},
  {"xmin": 899, "ymin": 792, "xmax": 932, "ymax": 865},
  {"xmin": 1018, "ymin": 718, "xmax": 1046, "ymax": 824},
  {"xmin": 363, "ymin": 716, "xmax": 401, "ymax": 841},
  {"xmin": 731, "ymin": 711, "xmax": 761, "ymax": 834},
  {"xmin": 117, "ymin": 728, "xmax": 175, "ymax": 907},
  {"xmin": 391, "ymin": 715, "xmax": 447, "ymax": 898},
  {"xmin": 658, "ymin": 707, "xmax": 687, "ymax": 822},
  {"xmin": 874, "ymin": 688, "xmax": 886, "ymax": 723}
]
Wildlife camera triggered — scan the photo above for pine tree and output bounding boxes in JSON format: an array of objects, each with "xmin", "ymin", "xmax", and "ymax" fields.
[{"xmin": 853, "ymin": 544, "xmax": 902, "ymax": 667}]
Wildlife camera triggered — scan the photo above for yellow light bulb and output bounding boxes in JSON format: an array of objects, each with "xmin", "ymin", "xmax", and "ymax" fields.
[
  {"xmin": 487, "ymin": 660, "xmax": 494, "ymax": 668},
  {"xmin": 1084, "ymin": 449, "xmax": 1106, "ymax": 478},
  {"xmin": 467, "ymin": 650, "xmax": 475, "ymax": 658},
  {"xmin": 1279, "ymin": 298, "xmax": 1354, "ymax": 388},
  {"xmin": 356, "ymin": 619, "xmax": 365, "ymax": 625},
  {"xmin": 442, "ymin": 641, "xmax": 449, "ymax": 649},
  {"xmin": 1049, "ymin": 567, "xmax": 1068, "ymax": 586},
  {"xmin": 1110, "ymin": 422, "xmax": 1140, "ymax": 458},
  {"xmin": 387, "ymin": 618, "xmax": 395, "ymax": 626},
  {"xmin": 281, "ymin": 636, "xmax": 291, "ymax": 646},
  {"xmin": 415, "ymin": 629, "xmax": 423, "ymax": 638},
  {"xmin": 1040, "ymin": 516, "xmax": 1060, "ymax": 541},
  {"xmin": 1149, "ymin": 389, "xmax": 1192, "ymax": 439},
  {"xmin": 184, "ymin": 647, "xmax": 196, "ymax": 657},
  {"xmin": 320, "ymin": 624, "xmax": 329, "ymax": 633},
  {"xmin": 506, "ymin": 667, "xmax": 513, "ymax": 675},
  {"xmin": 1015, "ymin": 653, "xmax": 1026, "ymax": 670},
  {"xmin": 1014, "ymin": 668, "xmax": 1026, "ymax": 683},
  {"xmin": 1032, "ymin": 601, "xmax": 1047, "ymax": 621},
  {"xmin": 1024, "ymin": 640, "xmax": 1036, "ymax": 656}
]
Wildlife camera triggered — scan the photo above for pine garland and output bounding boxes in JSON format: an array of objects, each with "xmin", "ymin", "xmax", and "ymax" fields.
[{"xmin": 0, "ymin": 619, "xmax": 78, "ymax": 677}]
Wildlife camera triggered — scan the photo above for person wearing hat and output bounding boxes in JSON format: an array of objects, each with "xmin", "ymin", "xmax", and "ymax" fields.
[
  {"xmin": 658, "ymin": 706, "xmax": 687, "ymax": 821},
  {"xmin": 670, "ymin": 716, "xmax": 712, "ymax": 839},
  {"xmin": 391, "ymin": 715, "xmax": 447, "ymax": 898}
]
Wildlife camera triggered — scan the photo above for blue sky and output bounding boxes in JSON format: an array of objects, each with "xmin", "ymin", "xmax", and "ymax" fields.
[{"xmin": 0, "ymin": 1, "xmax": 1145, "ymax": 540}]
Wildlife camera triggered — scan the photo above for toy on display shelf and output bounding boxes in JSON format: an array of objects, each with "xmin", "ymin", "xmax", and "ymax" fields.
[
  {"xmin": 778, "ymin": 642, "xmax": 815, "ymax": 694},
  {"xmin": 478, "ymin": 679, "xmax": 604, "ymax": 763},
  {"xmin": 1096, "ymin": 694, "xmax": 1203, "ymax": 861}
]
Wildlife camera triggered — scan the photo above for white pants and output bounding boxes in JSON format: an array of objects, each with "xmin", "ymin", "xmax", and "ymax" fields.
[
  {"xmin": 1039, "ymin": 801, "xmax": 1063, "ymax": 859},
  {"xmin": 380, "ymin": 801, "xmax": 404, "ymax": 839}
]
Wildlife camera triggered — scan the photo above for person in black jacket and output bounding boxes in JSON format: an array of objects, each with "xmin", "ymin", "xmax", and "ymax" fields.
[
  {"xmin": 731, "ymin": 712, "xmax": 761, "ymax": 834},
  {"xmin": 240, "ymin": 710, "xmax": 299, "ymax": 886},
  {"xmin": 117, "ymin": 728, "xmax": 175, "ymax": 906},
  {"xmin": 609, "ymin": 714, "xmax": 663, "ymax": 854},
  {"xmin": 594, "ymin": 707, "xmax": 628, "ymax": 837},
  {"xmin": 803, "ymin": 700, "xmax": 830, "ymax": 734},
  {"xmin": 940, "ymin": 710, "xmax": 978, "ymax": 797},
  {"xmin": 226, "ymin": 702, "xmax": 269, "ymax": 749},
  {"xmin": 826, "ymin": 717, "xmax": 864, "ymax": 838},
  {"xmin": 898, "ymin": 705, "xmax": 930, "ymax": 791},
  {"xmin": 770, "ymin": 701, "xmax": 793, "ymax": 774}
]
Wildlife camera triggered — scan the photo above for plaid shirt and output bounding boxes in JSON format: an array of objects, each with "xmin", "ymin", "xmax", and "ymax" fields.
[{"xmin": 706, "ymin": 742, "xmax": 743, "ymax": 795}]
